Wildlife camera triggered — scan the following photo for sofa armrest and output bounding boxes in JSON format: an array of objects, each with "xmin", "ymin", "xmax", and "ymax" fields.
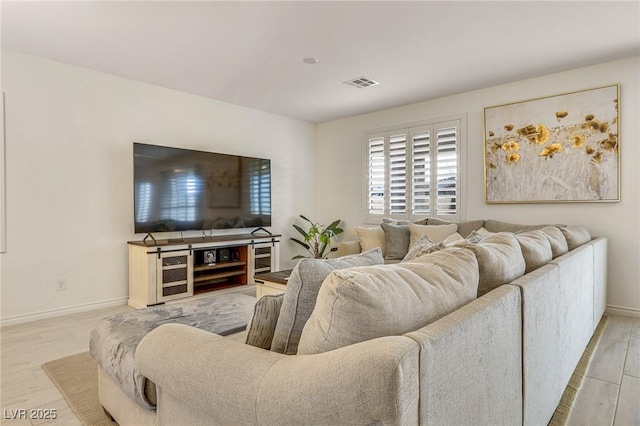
[
  {"xmin": 336, "ymin": 240, "xmax": 361, "ymax": 257},
  {"xmin": 406, "ymin": 284, "xmax": 523, "ymax": 426},
  {"xmin": 136, "ymin": 323, "xmax": 420, "ymax": 425}
]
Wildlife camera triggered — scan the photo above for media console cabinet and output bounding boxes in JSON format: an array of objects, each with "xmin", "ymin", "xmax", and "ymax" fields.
[{"xmin": 127, "ymin": 233, "xmax": 280, "ymax": 308}]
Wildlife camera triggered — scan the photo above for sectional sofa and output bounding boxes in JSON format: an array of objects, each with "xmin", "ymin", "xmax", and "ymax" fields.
[{"xmin": 108, "ymin": 219, "xmax": 605, "ymax": 425}]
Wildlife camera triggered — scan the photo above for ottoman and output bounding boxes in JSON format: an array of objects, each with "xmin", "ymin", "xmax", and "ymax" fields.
[{"xmin": 89, "ymin": 293, "xmax": 256, "ymax": 423}]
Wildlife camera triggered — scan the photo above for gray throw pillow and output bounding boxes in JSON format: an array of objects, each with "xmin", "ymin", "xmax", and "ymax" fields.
[
  {"xmin": 245, "ymin": 293, "xmax": 284, "ymax": 350},
  {"xmin": 380, "ymin": 222, "xmax": 411, "ymax": 260},
  {"xmin": 270, "ymin": 248, "xmax": 384, "ymax": 354}
]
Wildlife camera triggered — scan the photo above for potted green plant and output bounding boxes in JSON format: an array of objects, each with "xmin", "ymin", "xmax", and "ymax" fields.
[{"xmin": 290, "ymin": 215, "xmax": 344, "ymax": 259}]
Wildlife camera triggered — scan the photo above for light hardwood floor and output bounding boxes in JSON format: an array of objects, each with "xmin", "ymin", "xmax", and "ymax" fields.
[{"xmin": 1, "ymin": 303, "xmax": 638, "ymax": 425}]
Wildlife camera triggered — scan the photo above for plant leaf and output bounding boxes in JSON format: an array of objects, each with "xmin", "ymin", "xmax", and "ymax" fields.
[
  {"xmin": 290, "ymin": 237, "xmax": 310, "ymax": 250},
  {"xmin": 292, "ymin": 224, "xmax": 309, "ymax": 239},
  {"xmin": 291, "ymin": 254, "xmax": 308, "ymax": 260}
]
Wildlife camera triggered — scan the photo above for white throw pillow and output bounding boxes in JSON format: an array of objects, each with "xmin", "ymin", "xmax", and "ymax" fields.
[
  {"xmin": 356, "ymin": 226, "xmax": 386, "ymax": 256},
  {"xmin": 297, "ymin": 247, "xmax": 479, "ymax": 355},
  {"xmin": 408, "ymin": 223, "xmax": 458, "ymax": 247}
]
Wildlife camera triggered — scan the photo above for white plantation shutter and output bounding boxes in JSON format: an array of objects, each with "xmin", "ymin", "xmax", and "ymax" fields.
[
  {"xmin": 388, "ymin": 132, "xmax": 408, "ymax": 215},
  {"xmin": 365, "ymin": 117, "xmax": 462, "ymax": 221},
  {"xmin": 435, "ymin": 123, "xmax": 458, "ymax": 216},
  {"xmin": 367, "ymin": 135, "xmax": 385, "ymax": 216},
  {"xmin": 411, "ymin": 127, "xmax": 431, "ymax": 216}
]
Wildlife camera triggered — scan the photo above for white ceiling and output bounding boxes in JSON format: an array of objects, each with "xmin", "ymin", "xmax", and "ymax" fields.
[{"xmin": 2, "ymin": 1, "xmax": 639, "ymax": 123}]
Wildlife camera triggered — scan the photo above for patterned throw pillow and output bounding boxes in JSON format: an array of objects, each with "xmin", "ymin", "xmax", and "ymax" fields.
[{"xmin": 245, "ymin": 293, "xmax": 284, "ymax": 349}]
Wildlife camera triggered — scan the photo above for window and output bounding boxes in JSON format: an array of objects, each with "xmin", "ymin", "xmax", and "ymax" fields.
[
  {"xmin": 365, "ymin": 116, "xmax": 464, "ymax": 222},
  {"xmin": 249, "ymin": 158, "xmax": 271, "ymax": 215},
  {"xmin": 160, "ymin": 170, "xmax": 202, "ymax": 221}
]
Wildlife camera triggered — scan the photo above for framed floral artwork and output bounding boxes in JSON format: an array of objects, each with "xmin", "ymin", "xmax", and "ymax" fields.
[{"xmin": 484, "ymin": 84, "xmax": 620, "ymax": 203}]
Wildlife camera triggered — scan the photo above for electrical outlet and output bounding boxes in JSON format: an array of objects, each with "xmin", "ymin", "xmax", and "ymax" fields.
[{"xmin": 56, "ymin": 278, "xmax": 67, "ymax": 291}]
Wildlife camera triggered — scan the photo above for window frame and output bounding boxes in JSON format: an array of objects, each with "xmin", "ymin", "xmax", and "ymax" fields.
[{"xmin": 363, "ymin": 114, "xmax": 466, "ymax": 223}]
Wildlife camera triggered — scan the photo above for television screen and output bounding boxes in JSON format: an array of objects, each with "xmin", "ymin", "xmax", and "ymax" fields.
[{"xmin": 133, "ymin": 143, "xmax": 271, "ymax": 233}]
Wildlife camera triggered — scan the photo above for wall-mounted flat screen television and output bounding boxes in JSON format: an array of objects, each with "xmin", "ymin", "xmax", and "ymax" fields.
[{"xmin": 133, "ymin": 143, "xmax": 271, "ymax": 234}]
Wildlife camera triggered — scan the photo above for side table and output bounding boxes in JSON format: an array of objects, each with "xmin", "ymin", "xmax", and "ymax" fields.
[{"xmin": 254, "ymin": 269, "xmax": 293, "ymax": 298}]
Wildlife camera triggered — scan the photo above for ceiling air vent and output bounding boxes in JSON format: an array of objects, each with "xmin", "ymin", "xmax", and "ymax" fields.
[{"xmin": 343, "ymin": 76, "xmax": 380, "ymax": 88}]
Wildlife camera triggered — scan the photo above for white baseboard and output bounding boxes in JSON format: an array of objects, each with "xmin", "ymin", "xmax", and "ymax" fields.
[
  {"xmin": 0, "ymin": 297, "xmax": 128, "ymax": 328},
  {"xmin": 606, "ymin": 304, "xmax": 640, "ymax": 319}
]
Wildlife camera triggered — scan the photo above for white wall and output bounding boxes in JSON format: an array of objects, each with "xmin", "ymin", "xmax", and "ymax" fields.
[
  {"xmin": 0, "ymin": 49, "xmax": 317, "ymax": 323},
  {"xmin": 317, "ymin": 56, "xmax": 640, "ymax": 316}
]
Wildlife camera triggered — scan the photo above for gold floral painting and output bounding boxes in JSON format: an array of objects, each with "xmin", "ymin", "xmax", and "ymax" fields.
[{"xmin": 484, "ymin": 84, "xmax": 620, "ymax": 203}]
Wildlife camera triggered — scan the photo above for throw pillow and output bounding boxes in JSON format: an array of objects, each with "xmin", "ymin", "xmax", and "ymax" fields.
[
  {"xmin": 558, "ymin": 225, "xmax": 591, "ymax": 251},
  {"xmin": 356, "ymin": 226, "xmax": 386, "ymax": 256},
  {"xmin": 408, "ymin": 223, "xmax": 458, "ymax": 247},
  {"xmin": 403, "ymin": 232, "xmax": 464, "ymax": 262},
  {"xmin": 427, "ymin": 218, "xmax": 486, "ymax": 238},
  {"xmin": 297, "ymin": 247, "xmax": 479, "ymax": 355},
  {"xmin": 466, "ymin": 227, "xmax": 493, "ymax": 243},
  {"xmin": 245, "ymin": 293, "xmax": 284, "ymax": 350},
  {"xmin": 514, "ymin": 230, "xmax": 553, "ymax": 273},
  {"xmin": 270, "ymin": 248, "xmax": 384, "ymax": 355},
  {"xmin": 455, "ymin": 232, "xmax": 526, "ymax": 296},
  {"xmin": 538, "ymin": 226, "xmax": 569, "ymax": 258},
  {"xmin": 380, "ymin": 222, "xmax": 411, "ymax": 260}
]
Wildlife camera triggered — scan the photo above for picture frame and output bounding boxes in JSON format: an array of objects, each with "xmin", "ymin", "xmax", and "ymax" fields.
[{"xmin": 483, "ymin": 84, "xmax": 620, "ymax": 203}]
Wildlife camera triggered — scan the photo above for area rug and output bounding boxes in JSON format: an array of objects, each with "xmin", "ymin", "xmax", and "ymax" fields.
[
  {"xmin": 42, "ymin": 351, "xmax": 114, "ymax": 426},
  {"xmin": 548, "ymin": 315, "xmax": 609, "ymax": 426}
]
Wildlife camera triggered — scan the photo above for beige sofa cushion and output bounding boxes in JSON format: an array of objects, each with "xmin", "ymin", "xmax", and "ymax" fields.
[
  {"xmin": 356, "ymin": 226, "xmax": 386, "ymax": 255},
  {"xmin": 514, "ymin": 230, "xmax": 553, "ymax": 273},
  {"xmin": 455, "ymin": 232, "xmax": 526, "ymax": 296},
  {"xmin": 427, "ymin": 218, "xmax": 486, "ymax": 238},
  {"xmin": 408, "ymin": 223, "xmax": 458, "ymax": 247},
  {"xmin": 559, "ymin": 225, "xmax": 591, "ymax": 250},
  {"xmin": 484, "ymin": 220, "xmax": 544, "ymax": 233},
  {"xmin": 245, "ymin": 293, "xmax": 284, "ymax": 350},
  {"xmin": 539, "ymin": 226, "xmax": 569, "ymax": 258},
  {"xmin": 270, "ymin": 248, "xmax": 384, "ymax": 355},
  {"xmin": 297, "ymin": 247, "xmax": 479, "ymax": 355}
]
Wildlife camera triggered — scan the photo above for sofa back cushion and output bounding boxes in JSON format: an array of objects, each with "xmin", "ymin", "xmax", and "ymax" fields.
[
  {"xmin": 538, "ymin": 226, "xmax": 569, "ymax": 258},
  {"xmin": 297, "ymin": 247, "xmax": 479, "ymax": 355},
  {"xmin": 455, "ymin": 232, "xmax": 526, "ymax": 296},
  {"xmin": 408, "ymin": 223, "xmax": 458, "ymax": 247},
  {"xmin": 270, "ymin": 248, "xmax": 384, "ymax": 355},
  {"xmin": 559, "ymin": 225, "xmax": 591, "ymax": 250},
  {"xmin": 427, "ymin": 218, "xmax": 486, "ymax": 238},
  {"xmin": 514, "ymin": 230, "xmax": 553, "ymax": 273},
  {"xmin": 484, "ymin": 220, "xmax": 544, "ymax": 233}
]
